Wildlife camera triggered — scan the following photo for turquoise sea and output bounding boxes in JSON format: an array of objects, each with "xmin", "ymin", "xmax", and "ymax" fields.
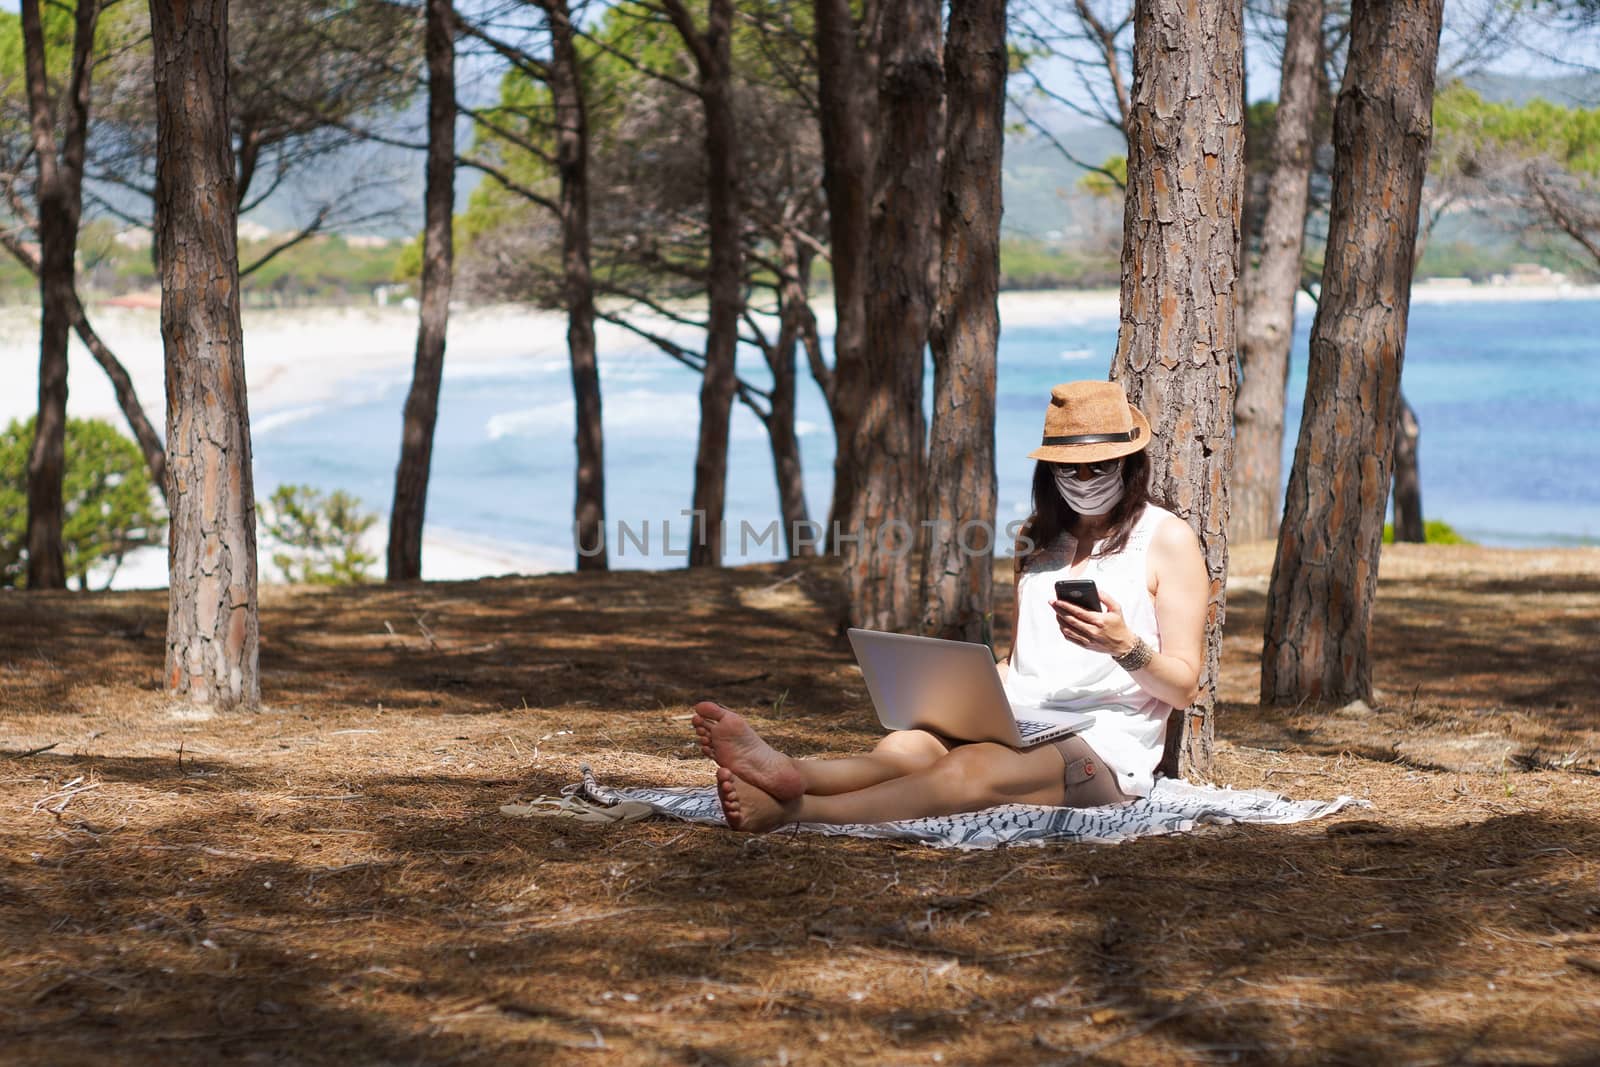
[{"xmin": 251, "ymin": 294, "xmax": 1600, "ymax": 570}]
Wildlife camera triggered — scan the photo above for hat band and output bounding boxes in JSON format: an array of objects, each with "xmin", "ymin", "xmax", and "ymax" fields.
[{"xmin": 1041, "ymin": 428, "xmax": 1140, "ymax": 446}]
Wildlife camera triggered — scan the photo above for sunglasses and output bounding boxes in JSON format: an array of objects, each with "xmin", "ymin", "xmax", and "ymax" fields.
[{"xmin": 1054, "ymin": 459, "xmax": 1123, "ymax": 477}]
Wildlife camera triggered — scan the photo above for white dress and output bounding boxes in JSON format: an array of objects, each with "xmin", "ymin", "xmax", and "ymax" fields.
[{"xmin": 1002, "ymin": 504, "xmax": 1178, "ymax": 797}]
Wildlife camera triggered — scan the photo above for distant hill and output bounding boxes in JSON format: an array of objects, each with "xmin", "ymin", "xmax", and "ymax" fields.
[
  {"xmin": 1464, "ymin": 71, "xmax": 1600, "ymax": 107},
  {"xmin": 999, "ymin": 115, "xmax": 1127, "ymax": 239}
]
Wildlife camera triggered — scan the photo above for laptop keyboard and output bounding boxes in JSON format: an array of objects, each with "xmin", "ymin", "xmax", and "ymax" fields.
[{"xmin": 1015, "ymin": 719, "xmax": 1063, "ymax": 739}]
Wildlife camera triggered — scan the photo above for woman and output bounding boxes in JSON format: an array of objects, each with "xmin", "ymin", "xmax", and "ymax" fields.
[{"xmin": 694, "ymin": 380, "xmax": 1210, "ymax": 832}]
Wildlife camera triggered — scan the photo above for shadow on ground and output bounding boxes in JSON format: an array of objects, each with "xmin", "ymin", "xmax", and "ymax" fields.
[{"xmin": 1, "ymin": 547, "xmax": 1598, "ymax": 1063}]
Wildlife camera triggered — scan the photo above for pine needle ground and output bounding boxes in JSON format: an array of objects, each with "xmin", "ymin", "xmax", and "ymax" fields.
[{"xmin": 1, "ymin": 544, "xmax": 1597, "ymax": 1065}]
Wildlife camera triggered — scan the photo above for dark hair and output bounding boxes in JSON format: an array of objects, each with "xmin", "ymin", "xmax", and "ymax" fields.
[{"xmin": 1015, "ymin": 451, "xmax": 1152, "ymax": 575}]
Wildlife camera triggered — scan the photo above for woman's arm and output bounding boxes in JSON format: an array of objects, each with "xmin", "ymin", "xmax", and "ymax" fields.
[
  {"xmin": 1050, "ymin": 517, "xmax": 1207, "ymax": 708},
  {"xmin": 1141, "ymin": 517, "xmax": 1208, "ymax": 706}
]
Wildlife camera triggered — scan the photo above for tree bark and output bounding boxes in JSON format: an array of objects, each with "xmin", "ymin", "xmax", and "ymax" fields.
[
  {"xmin": 840, "ymin": 0, "xmax": 941, "ymax": 631},
  {"xmin": 1262, "ymin": 0, "xmax": 1445, "ymax": 705},
  {"xmin": 387, "ymin": 0, "xmax": 456, "ymax": 582},
  {"xmin": 543, "ymin": 0, "xmax": 606, "ymax": 571},
  {"xmin": 1230, "ymin": 0, "xmax": 1322, "ymax": 545},
  {"xmin": 662, "ymin": 0, "xmax": 742, "ymax": 568},
  {"xmin": 812, "ymin": 0, "xmax": 877, "ymax": 544},
  {"xmin": 1390, "ymin": 392, "xmax": 1423, "ymax": 542},
  {"xmin": 151, "ymin": 0, "xmax": 260, "ymax": 710},
  {"xmin": 920, "ymin": 0, "xmax": 1004, "ymax": 643},
  {"xmin": 1110, "ymin": 0, "xmax": 1245, "ymax": 780},
  {"xmin": 20, "ymin": 0, "xmax": 98, "ymax": 590},
  {"xmin": 767, "ymin": 232, "xmax": 816, "ymax": 558}
]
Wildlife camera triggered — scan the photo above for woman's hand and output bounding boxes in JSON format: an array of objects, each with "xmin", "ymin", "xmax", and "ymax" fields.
[{"xmin": 1050, "ymin": 590, "xmax": 1138, "ymax": 658}]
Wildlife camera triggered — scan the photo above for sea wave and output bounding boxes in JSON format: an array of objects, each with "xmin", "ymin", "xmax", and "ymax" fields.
[
  {"xmin": 445, "ymin": 356, "xmax": 566, "ymax": 383},
  {"xmin": 486, "ymin": 401, "xmax": 569, "ymax": 440},
  {"xmin": 487, "ymin": 388, "xmax": 778, "ymax": 442},
  {"xmin": 254, "ymin": 405, "xmax": 327, "ymax": 436}
]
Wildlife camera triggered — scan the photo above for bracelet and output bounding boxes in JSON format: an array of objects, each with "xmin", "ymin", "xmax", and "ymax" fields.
[{"xmin": 1113, "ymin": 636, "xmax": 1155, "ymax": 672}]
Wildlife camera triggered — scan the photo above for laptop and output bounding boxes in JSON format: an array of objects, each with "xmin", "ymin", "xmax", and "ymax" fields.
[{"xmin": 846, "ymin": 628, "xmax": 1093, "ymax": 748}]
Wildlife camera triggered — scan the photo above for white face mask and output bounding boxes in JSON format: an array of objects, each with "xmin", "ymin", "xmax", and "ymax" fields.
[{"xmin": 1053, "ymin": 460, "xmax": 1125, "ymax": 516}]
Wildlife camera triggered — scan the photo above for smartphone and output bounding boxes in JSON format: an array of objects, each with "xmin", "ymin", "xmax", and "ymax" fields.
[{"xmin": 1054, "ymin": 578, "xmax": 1102, "ymax": 613}]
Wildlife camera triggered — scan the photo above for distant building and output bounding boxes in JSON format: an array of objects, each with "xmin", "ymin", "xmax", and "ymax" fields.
[
  {"xmin": 237, "ymin": 219, "xmax": 275, "ymax": 243},
  {"xmin": 1490, "ymin": 263, "xmax": 1570, "ymax": 287},
  {"xmin": 373, "ymin": 284, "xmax": 408, "ymax": 307},
  {"xmin": 105, "ymin": 292, "xmax": 162, "ymax": 309},
  {"xmin": 344, "ymin": 235, "xmax": 393, "ymax": 250}
]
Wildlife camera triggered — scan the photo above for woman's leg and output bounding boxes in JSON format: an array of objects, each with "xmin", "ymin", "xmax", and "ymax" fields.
[
  {"xmin": 796, "ymin": 728, "xmax": 951, "ymax": 796},
  {"xmin": 718, "ymin": 741, "xmax": 1068, "ymax": 832},
  {"xmin": 692, "ymin": 701, "xmax": 950, "ymax": 800}
]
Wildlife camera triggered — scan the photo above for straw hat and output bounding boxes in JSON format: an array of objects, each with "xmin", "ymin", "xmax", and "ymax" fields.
[{"xmin": 1026, "ymin": 380, "xmax": 1152, "ymax": 464}]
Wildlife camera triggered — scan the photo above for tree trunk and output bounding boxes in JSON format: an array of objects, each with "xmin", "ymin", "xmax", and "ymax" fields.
[
  {"xmin": 24, "ymin": 166, "xmax": 71, "ymax": 591},
  {"xmin": 151, "ymin": 0, "xmax": 260, "ymax": 710},
  {"xmin": 1231, "ymin": 0, "xmax": 1322, "ymax": 545},
  {"xmin": 387, "ymin": 0, "xmax": 455, "ymax": 582},
  {"xmin": 667, "ymin": 0, "xmax": 742, "ymax": 568},
  {"xmin": 545, "ymin": 0, "xmax": 606, "ymax": 571},
  {"xmin": 20, "ymin": 0, "xmax": 98, "ymax": 590},
  {"xmin": 920, "ymin": 0, "xmax": 1003, "ymax": 643},
  {"xmin": 813, "ymin": 0, "xmax": 877, "ymax": 544},
  {"xmin": 762, "ymin": 232, "xmax": 816, "ymax": 559},
  {"xmin": 840, "ymin": 0, "xmax": 941, "ymax": 631},
  {"xmin": 1261, "ymin": 0, "xmax": 1445, "ymax": 705},
  {"xmin": 1391, "ymin": 392, "xmax": 1423, "ymax": 542},
  {"xmin": 1110, "ymin": 0, "xmax": 1245, "ymax": 781}
]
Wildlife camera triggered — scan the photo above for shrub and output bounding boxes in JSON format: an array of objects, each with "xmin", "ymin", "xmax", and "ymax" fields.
[
  {"xmin": 1383, "ymin": 519, "xmax": 1473, "ymax": 545},
  {"xmin": 258, "ymin": 484, "xmax": 378, "ymax": 585},
  {"xmin": 0, "ymin": 417, "xmax": 164, "ymax": 589}
]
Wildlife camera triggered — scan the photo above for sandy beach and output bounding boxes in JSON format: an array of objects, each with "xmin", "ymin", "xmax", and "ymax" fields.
[
  {"xmin": 0, "ymin": 303, "xmax": 587, "ymax": 586},
  {"xmin": 6, "ymin": 282, "xmax": 1588, "ymax": 425}
]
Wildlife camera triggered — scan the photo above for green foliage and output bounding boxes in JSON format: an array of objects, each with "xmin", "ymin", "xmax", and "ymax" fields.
[
  {"xmin": 1434, "ymin": 83, "xmax": 1600, "ymax": 177},
  {"xmin": 1244, "ymin": 99, "xmax": 1278, "ymax": 182},
  {"xmin": 0, "ymin": 417, "xmax": 163, "ymax": 589},
  {"xmin": 0, "ymin": 3, "xmax": 95, "ymax": 90},
  {"xmin": 2, "ymin": 233, "xmax": 406, "ymax": 305},
  {"xmin": 240, "ymin": 236, "xmax": 406, "ymax": 305},
  {"xmin": 0, "ymin": 254, "xmax": 35, "ymax": 303},
  {"xmin": 391, "ymin": 234, "xmax": 424, "ymax": 285},
  {"xmin": 1383, "ymin": 519, "xmax": 1473, "ymax": 545},
  {"xmin": 1077, "ymin": 155, "xmax": 1127, "ymax": 199},
  {"xmin": 1413, "ymin": 237, "xmax": 1594, "ymax": 281},
  {"xmin": 998, "ymin": 238, "xmax": 1120, "ymax": 289},
  {"xmin": 258, "ymin": 485, "xmax": 378, "ymax": 586}
]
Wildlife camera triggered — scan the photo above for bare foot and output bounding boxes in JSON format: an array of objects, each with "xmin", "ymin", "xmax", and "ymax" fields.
[
  {"xmin": 716, "ymin": 768, "xmax": 796, "ymax": 833},
  {"xmin": 690, "ymin": 700, "xmax": 805, "ymax": 802}
]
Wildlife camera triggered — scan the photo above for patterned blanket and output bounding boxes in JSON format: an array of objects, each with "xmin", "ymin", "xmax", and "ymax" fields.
[{"xmin": 501, "ymin": 765, "xmax": 1367, "ymax": 850}]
